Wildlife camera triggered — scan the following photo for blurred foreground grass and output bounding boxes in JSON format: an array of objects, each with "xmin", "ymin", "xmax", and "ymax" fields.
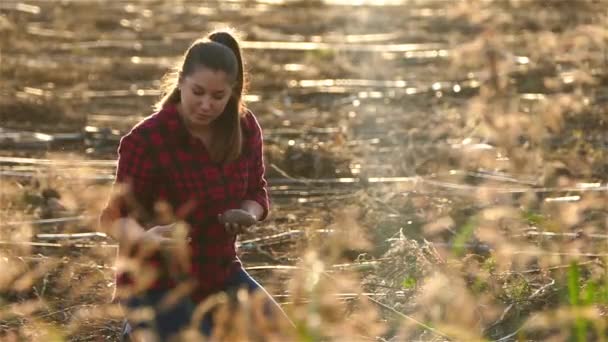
[{"xmin": 1, "ymin": 0, "xmax": 608, "ymax": 341}]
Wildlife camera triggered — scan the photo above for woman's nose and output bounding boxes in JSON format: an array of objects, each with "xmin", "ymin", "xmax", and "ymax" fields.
[{"xmin": 199, "ymin": 96, "xmax": 211, "ymax": 110}]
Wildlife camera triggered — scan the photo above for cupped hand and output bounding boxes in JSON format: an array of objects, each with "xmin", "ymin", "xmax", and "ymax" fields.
[
  {"xmin": 142, "ymin": 223, "xmax": 177, "ymax": 245},
  {"xmin": 218, "ymin": 209, "xmax": 257, "ymax": 235}
]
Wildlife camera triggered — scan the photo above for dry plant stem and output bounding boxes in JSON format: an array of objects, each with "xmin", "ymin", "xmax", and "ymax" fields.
[
  {"xmin": 239, "ymin": 230, "xmax": 303, "ymax": 246},
  {"xmin": 269, "ymin": 163, "xmax": 312, "ymax": 185},
  {"xmin": 497, "ymin": 260, "xmax": 598, "ymax": 276},
  {"xmin": 320, "ymin": 272, "xmax": 453, "ymax": 341},
  {"xmin": 0, "ymin": 240, "xmax": 118, "ymax": 248},
  {"xmin": 1, "ymin": 215, "xmax": 91, "ymax": 228},
  {"xmin": 484, "ymin": 279, "xmax": 556, "ymax": 333},
  {"xmin": 517, "ymin": 231, "xmax": 608, "ymax": 240},
  {"xmin": 492, "ymin": 328, "xmax": 524, "ymax": 342},
  {"xmin": 365, "ymin": 296, "xmax": 454, "ymax": 341}
]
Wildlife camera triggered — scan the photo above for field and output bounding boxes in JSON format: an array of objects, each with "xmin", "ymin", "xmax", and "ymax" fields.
[{"xmin": 1, "ymin": 0, "xmax": 607, "ymax": 341}]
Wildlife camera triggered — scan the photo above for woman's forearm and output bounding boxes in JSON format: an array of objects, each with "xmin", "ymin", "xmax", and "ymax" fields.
[
  {"xmin": 99, "ymin": 203, "xmax": 145, "ymax": 241},
  {"xmin": 99, "ymin": 204, "xmax": 120, "ymax": 239}
]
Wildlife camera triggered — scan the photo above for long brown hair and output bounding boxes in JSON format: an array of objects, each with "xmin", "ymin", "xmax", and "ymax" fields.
[{"xmin": 155, "ymin": 29, "xmax": 247, "ymax": 164}]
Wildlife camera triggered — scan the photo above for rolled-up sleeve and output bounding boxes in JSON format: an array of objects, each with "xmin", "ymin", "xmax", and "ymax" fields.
[
  {"xmin": 244, "ymin": 112, "xmax": 270, "ymax": 220},
  {"xmin": 115, "ymin": 130, "xmax": 158, "ymax": 219}
]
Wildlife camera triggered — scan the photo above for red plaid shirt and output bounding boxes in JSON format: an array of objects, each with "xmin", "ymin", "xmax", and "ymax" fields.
[{"xmin": 114, "ymin": 104, "xmax": 269, "ymax": 301}]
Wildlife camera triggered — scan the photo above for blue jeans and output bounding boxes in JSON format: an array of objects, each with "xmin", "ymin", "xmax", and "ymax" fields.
[{"xmin": 121, "ymin": 268, "xmax": 287, "ymax": 341}]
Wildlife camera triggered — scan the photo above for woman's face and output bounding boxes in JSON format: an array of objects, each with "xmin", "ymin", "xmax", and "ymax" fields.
[{"xmin": 178, "ymin": 67, "xmax": 233, "ymax": 130}]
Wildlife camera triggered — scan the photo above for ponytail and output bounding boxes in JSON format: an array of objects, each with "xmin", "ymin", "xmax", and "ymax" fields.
[
  {"xmin": 208, "ymin": 30, "xmax": 246, "ymax": 112},
  {"xmin": 207, "ymin": 30, "xmax": 247, "ymax": 164}
]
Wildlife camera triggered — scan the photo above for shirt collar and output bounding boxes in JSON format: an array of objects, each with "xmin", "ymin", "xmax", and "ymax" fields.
[{"xmin": 159, "ymin": 103, "xmax": 199, "ymax": 146}]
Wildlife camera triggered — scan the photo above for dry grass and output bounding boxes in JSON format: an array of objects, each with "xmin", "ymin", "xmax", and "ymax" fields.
[{"xmin": 1, "ymin": 0, "xmax": 607, "ymax": 341}]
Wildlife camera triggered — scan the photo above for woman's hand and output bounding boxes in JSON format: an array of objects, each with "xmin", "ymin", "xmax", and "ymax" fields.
[
  {"xmin": 218, "ymin": 209, "xmax": 257, "ymax": 235},
  {"xmin": 113, "ymin": 219, "xmax": 179, "ymax": 259},
  {"xmin": 143, "ymin": 223, "xmax": 177, "ymax": 245}
]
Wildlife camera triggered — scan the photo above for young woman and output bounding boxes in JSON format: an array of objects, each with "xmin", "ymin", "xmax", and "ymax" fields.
[{"xmin": 100, "ymin": 30, "xmax": 289, "ymax": 340}]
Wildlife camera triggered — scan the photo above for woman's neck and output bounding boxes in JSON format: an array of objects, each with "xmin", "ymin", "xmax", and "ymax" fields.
[{"xmin": 176, "ymin": 103, "xmax": 213, "ymax": 144}]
